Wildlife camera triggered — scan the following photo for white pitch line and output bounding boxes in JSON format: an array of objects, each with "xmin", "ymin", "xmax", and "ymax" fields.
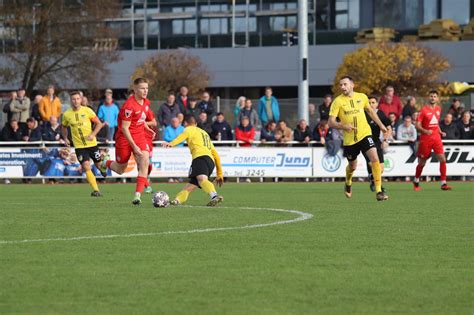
[{"xmin": 0, "ymin": 206, "xmax": 313, "ymax": 245}]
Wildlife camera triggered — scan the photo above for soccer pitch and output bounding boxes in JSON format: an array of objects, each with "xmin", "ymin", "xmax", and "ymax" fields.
[{"xmin": 1, "ymin": 182, "xmax": 472, "ymax": 314}]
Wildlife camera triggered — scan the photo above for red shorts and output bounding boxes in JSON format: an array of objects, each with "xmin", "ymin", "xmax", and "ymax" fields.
[
  {"xmin": 417, "ymin": 137, "xmax": 444, "ymax": 159},
  {"xmin": 115, "ymin": 136, "xmax": 150, "ymax": 164}
]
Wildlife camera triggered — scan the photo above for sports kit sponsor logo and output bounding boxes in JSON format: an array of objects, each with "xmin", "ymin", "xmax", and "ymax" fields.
[{"xmin": 124, "ymin": 109, "xmax": 132, "ymax": 118}]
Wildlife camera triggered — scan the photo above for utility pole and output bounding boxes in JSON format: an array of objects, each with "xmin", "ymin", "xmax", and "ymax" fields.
[{"xmin": 297, "ymin": 0, "xmax": 309, "ymax": 122}]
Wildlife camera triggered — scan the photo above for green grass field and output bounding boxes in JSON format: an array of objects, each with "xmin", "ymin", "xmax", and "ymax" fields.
[{"xmin": 0, "ymin": 182, "xmax": 473, "ymax": 314}]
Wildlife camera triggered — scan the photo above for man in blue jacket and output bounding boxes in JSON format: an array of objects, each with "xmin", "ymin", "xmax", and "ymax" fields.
[
  {"xmin": 258, "ymin": 87, "xmax": 280, "ymax": 125},
  {"xmin": 163, "ymin": 117, "xmax": 185, "ymax": 147}
]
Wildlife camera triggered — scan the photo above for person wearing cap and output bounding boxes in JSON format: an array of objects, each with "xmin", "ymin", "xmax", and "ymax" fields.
[
  {"xmin": 97, "ymin": 88, "xmax": 120, "ymax": 142},
  {"xmin": 448, "ymin": 98, "xmax": 464, "ymax": 120}
]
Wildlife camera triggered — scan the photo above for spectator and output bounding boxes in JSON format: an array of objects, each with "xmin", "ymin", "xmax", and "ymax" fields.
[
  {"xmin": 157, "ymin": 93, "xmax": 181, "ymax": 127},
  {"xmin": 293, "ymin": 119, "xmax": 312, "ymax": 146},
  {"xmin": 308, "ymin": 103, "xmax": 318, "ymax": 130},
  {"xmin": 313, "ymin": 120, "xmax": 340, "ymax": 156},
  {"xmin": 42, "ymin": 115, "xmax": 63, "ymax": 142},
  {"xmin": 211, "ymin": 112, "xmax": 233, "ymax": 141},
  {"xmin": 39, "ymin": 85, "xmax": 62, "ymax": 123},
  {"xmin": 258, "ymin": 87, "xmax": 280, "ymax": 125},
  {"xmin": 1, "ymin": 119, "xmax": 22, "ymax": 141},
  {"xmin": 378, "ymin": 85, "xmax": 402, "ymax": 120},
  {"xmin": 163, "ymin": 117, "xmax": 185, "ymax": 146},
  {"xmin": 439, "ymin": 113, "xmax": 460, "ymax": 140},
  {"xmin": 260, "ymin": 120, "xmax": 277, "ymax": 143},
  {"xmin": 275, "ymin": 120, "xmax": 292, "ymax": 143},
  {"xmin": 81, "ymin": 95, "xmax": 94, "ymax": 110},
  {"xmin": 448, "ymin": 98, "xmax": 464, "ymax": 120},
  {"xmin": 176, "ymin": 86, "xmax": 189, "ymax": 112},
  {"xmin": 97, "ymin": 93, "xmax": 120, "ymax": 142},
  {"xmin": 457, "ymin": 111, "xmax": 474, "ymax": 139},
  {"xmin": 9, "ymin": 88, "xmax": 30, "ymax": 130},
  {"xmin": 21, "ymin": 117, "xmax": 42, "ymax": 142},
  {"xmin": 185, "ymin": 98, "xmax": 200, "ymax": 121},
  {"xmin": 30, "ymin": 95, "xmax": 43, "ymax": 122},
  {"xmin": 198, "ymin": 91, "xmax": 215, "ymax": 120},
  {"xmin": 233, "ymin": 96, "xmax": 246, "ymax": 127},
  {"xmin": 177, "ymin": 112, "xmax": 184, "ymax": 126},
  {"xmin": 197, "ymin": 112, "xmax": 212, "ymax": 135},
  {"xmin": 235, "ymin": 116, "xmax": 255, "ymax": 147},
  {"xmin": 318, "ymin": 94, "xmax": 332, "ymax": 121},
  {"xmin": 388, "ymin": 112, "xmax": 398, "ymax": 140},
  {"xmin": 397, "ymin": 115, "xmax": 417, "ymax": 154},
  {"xmin": 402, "ymin": 96, "xmax": 417, "ymax": 119},
  {"xmin": 238, "ymin": 98, "xmax": 259, "ymax": 129},
  {"xmin": 2, "ymin": 91, "xmax": 17, "ymax": 123}
]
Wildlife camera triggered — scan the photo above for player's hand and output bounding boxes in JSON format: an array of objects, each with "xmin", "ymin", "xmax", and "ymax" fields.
[
  {"xmin": 380, "ymin": 125, "xmax": 388, "ymax": 134},
  {"xmin": 215, "ymin": 176, "xmax": 224, "ymax": 187},
  {"xmin": 64, "ymin": 139, "xmax": 70, "ymax": 147},
  {"xmin": 342, "ymin": 124, "xmax": 356, "ymax": 132},
  {"xmin": 441, "ymin": 131, "xmax": 446, "ymax": 137},
  {"xmin": 132, "ymin": 145, "xmax": 143, "ymax": 157},
  {"xmin": 161, "ymin": 142, "xmax": 172, "ymax": 148},
  {"xmin": 146, "ymin": 128, "xmax": 156, "ymax": 139},
  {"xmin": 86, "ymin": 134, "xmax": 94, "ymax": 141},
  {"xmin": 424, "ymin": 130, "xmax": 433, "ymax": 135}
]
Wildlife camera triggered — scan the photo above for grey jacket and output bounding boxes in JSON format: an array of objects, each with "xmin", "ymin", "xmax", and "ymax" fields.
[{"xmin": 10, "ymin": 97, "xmax": 31, "ymax": 123}]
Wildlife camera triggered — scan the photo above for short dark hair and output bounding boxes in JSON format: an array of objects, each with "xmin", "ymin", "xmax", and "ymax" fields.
[
  {"xmin": 133, "ymin": 77, "xmax": 148, "ymax": 85},
  {"xmin": 265, "ymin": 86, "xmax": 272, "ymax": 91},
  {"xmin": 185, "ymin": 115, "xmax": 197, "ymax": 125},
  {"xmin": 429, "ymin": 89, "xmax": 439, "ymax": 95},
  {"xmin": 70, "ymin": 90, "xmax": 81, "ymax": 97},
  {"xmin": 368, "ymin": 95, "xmax": 378, "ymax": 101},
  {"xmin": 216, "ymin": 112, "xmax": 224, "ymax": 116},
  {"xmin": 17, "ymin": 87, "xmax": 25, "ymax": 92},
  {"xmin": 26, "ymin": 117, "xmax": 35, "ymax": 123},
  {"xmin": 323, "ymin": 94, "xmax": 332, "ymax": 99},
  {"xmin": 278, "ymin": 119, "xmax": 286, "ymax": 124},
  {"xmin": 339, "ymin": 75, "xmax": 353, "ymax": 82},
  {"xmin": 266, "ymin": 120, "xmax": 276, "ymax": 127}
]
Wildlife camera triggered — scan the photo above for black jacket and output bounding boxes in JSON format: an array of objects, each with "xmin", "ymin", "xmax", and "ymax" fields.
[
  {"xmin": 293, "ymin": 126, "xmax": 312, "ymax": 142},
  {"xmin": 211, "ymin": 120, "xmax": 233, "ymax": 141},
  {"xmin": 1, "ymin": 124, "xmax": 22, "ymax": 141}
]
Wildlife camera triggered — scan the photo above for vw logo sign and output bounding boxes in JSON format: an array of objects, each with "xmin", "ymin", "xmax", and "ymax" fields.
[{"xmin": 322, "ymin": 154, "xmax": 341, "ymax": 172}]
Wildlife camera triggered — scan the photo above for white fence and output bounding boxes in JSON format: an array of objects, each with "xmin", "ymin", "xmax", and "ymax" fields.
[{"xmin": 0, "ymin": 140, "xmax": 472, "ymax": 178}]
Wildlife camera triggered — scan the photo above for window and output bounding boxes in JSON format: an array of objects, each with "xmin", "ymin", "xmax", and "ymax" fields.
[
  {"xmin": 201, "ymin": 18, "xmax": 228, "ymax": 35},
  {"xmin": 171, "ymin": 6, "xmax": 196, "ymax": 35},
  {"xmin": 374, "ymin": 0, "xmax": 404, "ymax": 28},
  {"xmin": 335, "ymin": 0, "xmax": 359, "ymax": 29},
  {"xmin": 442, "ymin": 0, "xmax": 470, "ymax": 25},
  {"xmin": 269, "ymin": 2, "xmax": 297, "ymax": 31},
  {"xmin": 234, "ymin": 4, "xmax": 257, "ymax": 33},
  {"xmin": 423, "ymin": 0, "xmax": 438, "ymax": 23},
  {"xmin": 315, "ymin": 0, "xmax": 330, "ymax": 30}
]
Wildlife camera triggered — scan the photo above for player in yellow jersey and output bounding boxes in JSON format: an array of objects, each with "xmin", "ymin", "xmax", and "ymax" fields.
[
  {"xmin": 328, "ymin": 76, "xmax": 389, "ymax": 201},
  {"xmin": 162, "ymin": 115, "xmax": 224, "ymax": 207},
  {"xmin": 61, "ymin": 91, "xmax": 105, "ymax": 197}
]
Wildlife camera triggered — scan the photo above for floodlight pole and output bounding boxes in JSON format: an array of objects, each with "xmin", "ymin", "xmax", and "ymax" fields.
[{"xmin": 298, "ymin": 0, "xmax": 309, "ymax": 122}]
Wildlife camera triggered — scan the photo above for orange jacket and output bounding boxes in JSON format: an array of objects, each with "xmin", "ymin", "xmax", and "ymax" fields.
[{"xmin": 39, "ymin": 96, "xmax": 62, "ymax": 121}]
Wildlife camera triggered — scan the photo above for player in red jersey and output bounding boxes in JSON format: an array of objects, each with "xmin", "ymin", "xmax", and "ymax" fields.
[
  {"xmin": 100, "ymin": 78, "xmax": 156, "ymax": 204},
  {"xmin": 413, "ymin": 90, "xmax": 452, "ymax": 191},
  {"xmin": 143, "ymin": 107, "xmax": 157, "ymax": 194}
]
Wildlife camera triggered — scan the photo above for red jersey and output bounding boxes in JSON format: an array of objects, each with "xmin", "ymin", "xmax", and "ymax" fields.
[
  {"xmin": 417, "ymin": 105, "xmax": 442, "ymax": 140},
  {"xmin": 145, "ymin": 108, "xmax": 155, "ymax": 142},
  {"xmin": 116, "ymin": 96, "xmax": 150, "ymax": 139}
]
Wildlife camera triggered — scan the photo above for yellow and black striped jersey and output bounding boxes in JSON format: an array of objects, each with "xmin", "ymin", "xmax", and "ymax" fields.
[{"xmin": 62, "ymin": 106, "xmax": 98, "ymax": 148}]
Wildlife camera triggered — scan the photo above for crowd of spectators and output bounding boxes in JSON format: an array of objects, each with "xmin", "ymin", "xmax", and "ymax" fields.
[{"xmin": 1, "ymin": 85, "xmax": 473, "ymax": 151}]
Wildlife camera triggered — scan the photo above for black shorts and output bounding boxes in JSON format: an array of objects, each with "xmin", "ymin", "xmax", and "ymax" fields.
[
  {"xmin": 189, "ymin": 155, "xmax": 215, "ymax": 187},
  {"xmin": 343, "ymin": 136, "xmax": 376, "ymax": 162},
  {"xmin": 75, "ymin": 146, "xmax": 101, "ymax": 164},
  {"xmin": 362, "ymin": 140, "xmax": 384, "ymax": 163}
]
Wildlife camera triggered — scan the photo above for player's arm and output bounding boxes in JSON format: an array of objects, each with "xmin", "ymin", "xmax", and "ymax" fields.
[
  {"xmin": 211, "ymin": 147, "xmax": 224, "ymax": 187},
  {"xmin": 365, "ymin": 106, "xmax": 388, "ymax": 134},
  {"xmin": 163, "ymin": 129, "xmax": 189, "ymax": 147},
  {"xmin": 415, "ymin": 121, "xmax": 432, "ymax": 135},
  {"xmin": 146, "ymin": 118, "xmax": 157, "ymax": 128},
  {"xmin": 121, "ymin": 120, "xmax": 142, "ymax": 156},
  {"xmin": 60, "ymin": 125, "xmax": 70, "ymax": 147},
  {"xmin": 328, "ymin": 115, "xmax": 355, "ymax": 132},
  {"xmin": 87, "ymin": 116, "xmax": 103, "ymax": 141}
]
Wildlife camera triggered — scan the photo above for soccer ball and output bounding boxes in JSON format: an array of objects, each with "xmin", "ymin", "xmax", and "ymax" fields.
[{"xmin": 152, "ymin": 191, "xmax": 170, "ymax": 208}]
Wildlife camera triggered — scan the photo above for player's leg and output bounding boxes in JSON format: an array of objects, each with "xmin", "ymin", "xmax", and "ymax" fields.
[
  {"xmin": 81, "ymin": 160, "xmax": 101, "ymax": 197},
  {"xmin": 171, "ymin": 183, "xmax": 198, "ymax": 205},
  {"xmin": 144, "ymin": 157, "xmax": 153, "ymax": 194},
  {"xmin": 433, "ymin": 141, "xmax": 451, "ymax": 190},
  {"xmin": 196, "ymin": 174, "xmax": 223, "ymax": 206},
  {"xmin": 101, "ymin": 140, "xmax": 131, "ymax": 175},
  {"xmin": 343, "ymin": 143, "xmax": 357, "ymax": 198},
  {"xmin": 365, "ymin": 145, "xmax": 388, "ymax": 201},
  {"xmin": 414, "ymin": 140, "xmax": 431, "ymax": 191},
  {"xmin": 362, "ymin": 150, "xmax": 375, "ymax": 192},
  {"xmin": 132, "ymin": 149, "xmax": 150, "ymax": 205}
]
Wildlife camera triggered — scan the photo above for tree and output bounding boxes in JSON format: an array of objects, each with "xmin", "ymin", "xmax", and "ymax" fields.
[
  {"xmin": 0, "ymin": 0, "xmax": 121, "ymax": 95},
  {"xmin": 332, "ymin": 43, "xmax": 451, "ymax": 96},
  {"xmin": 131, "ymin": 50, "xmax": 210, "ymax": 100}
]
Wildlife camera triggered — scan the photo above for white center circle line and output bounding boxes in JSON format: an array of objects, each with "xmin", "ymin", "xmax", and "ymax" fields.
[{"xmin": 0, "ymin": 206, "xmax": 313, "ymax": 245}]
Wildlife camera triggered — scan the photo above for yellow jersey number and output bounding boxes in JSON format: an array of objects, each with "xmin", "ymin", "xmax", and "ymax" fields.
[{"xmin": 201, "ymin": 133, "xmax": 211, "ymax": 150}]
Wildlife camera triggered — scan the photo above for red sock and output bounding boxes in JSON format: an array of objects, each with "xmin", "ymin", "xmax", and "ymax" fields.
[
  {"xmin": 148, "ymin": 164, "xmax": 152, "ymax": 176},
  {"xmin": 145, "ymin": 178, "xmax": 150, "ymax": 187},
  {"xmin": 106, "ymin": 160, "xmax": 114, "ymax": 168},
  {"xmin": 440, "ymin": 162, "xmax": 447, "ymax": 181},
  {"xmin": 136, "ymin": 176, "xmax": 147, "ymax": 193},
  {"xmin": 415, "ymin": 163, "xmax": 424, "ymax": 179}
]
